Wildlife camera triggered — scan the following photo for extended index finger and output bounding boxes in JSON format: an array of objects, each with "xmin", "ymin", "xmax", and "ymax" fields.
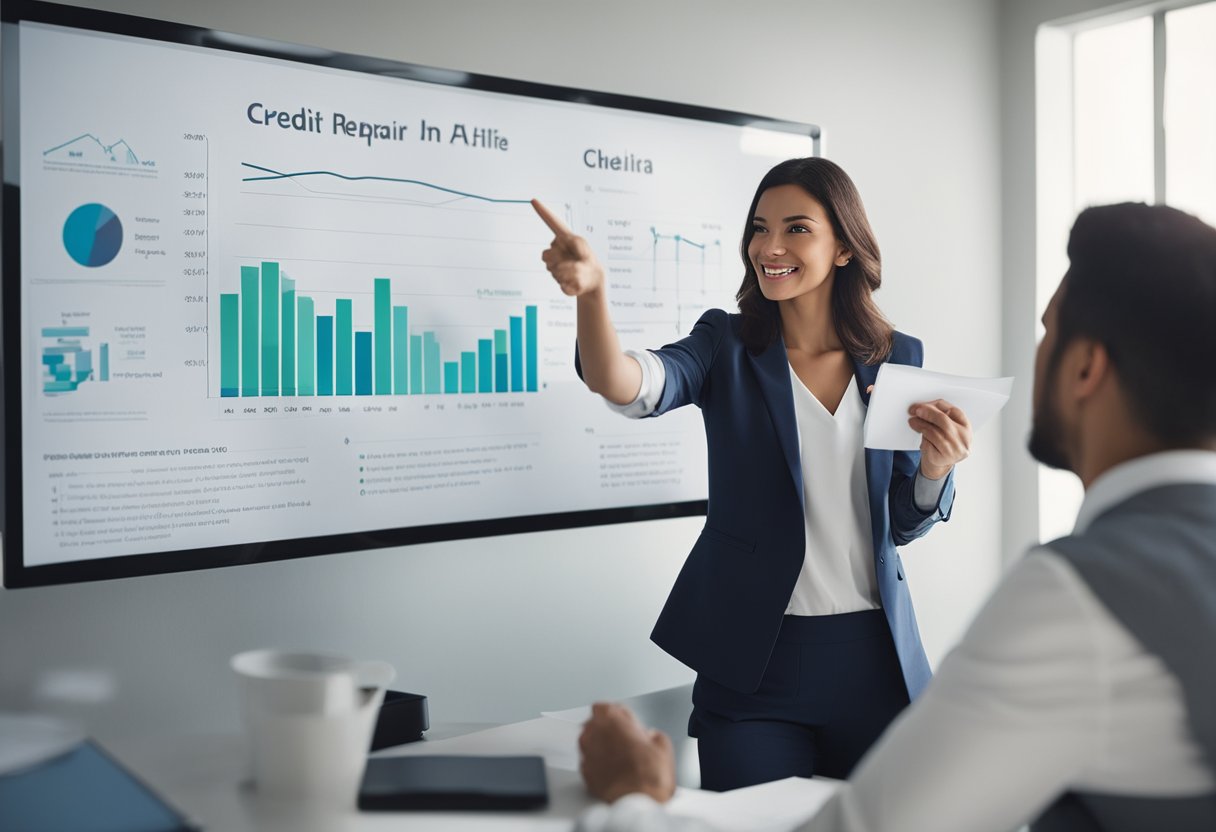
[{"xmin": 531, "ymin": 199, "xmax": 572, "ymax": 237}]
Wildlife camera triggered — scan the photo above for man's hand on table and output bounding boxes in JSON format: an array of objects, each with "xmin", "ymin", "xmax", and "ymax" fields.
[{"xmin": 579, "ymin": 702, "xmax": 677, "ymax": 804}]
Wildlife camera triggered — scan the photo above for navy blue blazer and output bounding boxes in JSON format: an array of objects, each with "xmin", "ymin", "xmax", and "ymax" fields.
[{"xmin": 601, "ymin": 308, "xmax": 955, "ymax": 698}]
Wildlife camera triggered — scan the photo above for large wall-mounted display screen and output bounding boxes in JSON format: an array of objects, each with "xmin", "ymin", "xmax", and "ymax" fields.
[{"xmin": 2, "ymin": 0, "xmax": 818, "ymax": 587}]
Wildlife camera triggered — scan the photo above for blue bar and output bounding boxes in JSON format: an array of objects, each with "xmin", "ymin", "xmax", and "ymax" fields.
[
  {"xmin": 261, "ymin": 261, "xmax": 279, "ymax": 397},
  {"xmin": 297, "ymin": 297, "xmax": 315, "ymax": 396},
  {"xmin": 220, "ymin": 293, "xmax": 239, "ymax": 397},
  {"xmin": 374, "ymin": 278, "xmax": 391, "ymax": 395},
  {"xmin": 409, "ymin": 334, "xmax": 423, "ymax": 394},
  {"xmin": 317, "ymin": 315, "xmax": 334, "ymax": 396},
  {"xmin": 100, "ymin": 344, "xmax": 109, "ymax": 382},
  {"xmin": 495, "ymin": 353, "xmax": 508, "ymax": 393},
  {"xmin": 509, "ymin": 315, "xmax": 523, "ymax": 392},
  {"xmin": 77, "ymin": 350, "xmax": 93, "ymax": 380},
  {"xmin": 423, "ymin": 332, "xmax": 440, "ymax": 394},
  {"xmin": 460, "ymin": 352, "xmax": 475, "ymax": 393},
  {"xmin": 336, "ymin": 298, "xmax": 353, "ymax": 396},
  {"xmin": 355, "ymin": 331, "xmax": 373, "ymax": 395},
  {"xmin": 41, "ymin": 327, "xmax": 89, "ymax": 337},
  {"xmin": 478, "ymin": 339, "xmax": 493, "ymax": 393},
  {"xmin": 494, "ymin": 329, "xmax": 507, "ymax": 393},
  {"xmin": 526, "ymin": 305, "xmax": 538, "ymax": 392},
  {"xmin": 241, "ymin": 266, "xmax": 259, "ymax": 397},
  {"xmin": 393, "ymin": 307, "xmax": 408, "ymax": 394},
  {"xmin": 444, "ymin": 361, "xmax": 459, "ymax": 394},
  {"xmin": 281, "ymin": 278, "xmax": 296, "ymax": 397}
]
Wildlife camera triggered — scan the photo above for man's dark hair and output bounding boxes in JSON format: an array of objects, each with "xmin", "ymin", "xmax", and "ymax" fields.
[{"xmin": 1057, "ymin": 202, "xmax": 1216, "ymax": 445}]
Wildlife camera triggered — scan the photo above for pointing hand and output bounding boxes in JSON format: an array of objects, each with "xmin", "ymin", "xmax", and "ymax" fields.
[{"xmin": 533, "ymin": 199, "xmax": 605, "ymax": 297}]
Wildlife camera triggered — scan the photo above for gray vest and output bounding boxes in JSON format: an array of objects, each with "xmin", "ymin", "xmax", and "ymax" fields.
[{"xmin": 1033, "ymin": 483, "xmax": 1216, "ymax": 832}]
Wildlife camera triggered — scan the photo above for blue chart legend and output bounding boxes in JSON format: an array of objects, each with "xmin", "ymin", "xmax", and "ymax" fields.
[
  {"xmin": 63, "ymin": 203, "xmax": 123, "ymax": 267},
  {"xmin": 42, "ymin": 326, "xmax": 109, "ymax": 395}
]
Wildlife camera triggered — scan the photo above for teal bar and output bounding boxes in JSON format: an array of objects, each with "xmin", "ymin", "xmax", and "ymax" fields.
[
  {"xmin": 460, "ymin": 352, "xmax": 475, "ymax": 393},
  {"xmin": 41, "ymin": 327, "xmax": 89, "ymax": 337},
  {"xmin": 393, "ymin": 306, "xmax": 408, "ymax": 394},
  {"xmin": 220, "ymin": 293, "xmax": 239, "ymax": 397},
  {"xmin": 494, "ymin": 329, "xmax": 508, "ymax": 393},
  {"xmin": 526, "ymin": 305, "xmax": 538, "ymax": 392},
  {"xmin": 77, "ymin": 351, "xmax": 92, "ymax": 380},
  {"xmin": 316, "ymin": 315, "xmax": 334, "ymax": 396},
  {"xmin": 355, "ymin": 332, "xmax": 373, "ymax": 395},
  {"xmin": 374, "ymin": 278, "xmax": 391, "ymax": 395},
  {"xmin": 424, "ymin": 332, "xmax": 440, "ymax": 394},
  {"xmin": 444, "ymin": 361, "xmax": 459, "ymax": 394},
  {"xmin": 478, "ymin": 339, "xmax": 492, "ymax": 393},
  {"xmin": 241, "ymin": 266, "xmax": 259, "ymax": 396},
  {"xmin": 261, "ymin": 261, "xmax": 279, "ymax": 396},
  {"xmin": 509, "ymin": 315, "xmax": 523, "ymax": 392},
  {"xmin": 99, "ymin": 344, "xmax": 109, "ymax": 382},
  {"xmin": 297, "ymin": 297, "xmax": 315, "ymax": 396},
  {"xmin": 336, "ymin": 298, "xmax": 353, "ymax": 396},
  {"xmin": 281, "ymin": 278, "xmax": 296, "ymax": 396},
  {"xmin": 409, "ymin": 335, "xmax": 423, "ymax": 394}
]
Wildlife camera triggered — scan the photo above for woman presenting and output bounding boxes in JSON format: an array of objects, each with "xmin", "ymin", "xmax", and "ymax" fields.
[{"xmin": 534, "ymin": 157, "xmax": 971, "ymax": 790}]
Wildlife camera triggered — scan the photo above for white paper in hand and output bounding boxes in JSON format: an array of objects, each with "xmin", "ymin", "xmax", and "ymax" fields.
[{"xmin": 864, "ymin": 364, "xmax": 1013, "ymax": 451}]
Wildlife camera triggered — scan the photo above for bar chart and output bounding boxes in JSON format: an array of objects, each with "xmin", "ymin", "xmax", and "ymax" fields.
[
  {"xmin": 41, "ymin": 326, "xmax": 109, "ymax": 395},
  {"xmin": 218, "ymin": 262, "xmax": 539, "ymax": 398}
]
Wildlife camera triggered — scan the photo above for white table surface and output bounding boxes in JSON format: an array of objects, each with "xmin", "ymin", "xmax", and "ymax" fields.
[{"xmin": 103, "ymin": 684, "xmax": 837, "ymax": 832}]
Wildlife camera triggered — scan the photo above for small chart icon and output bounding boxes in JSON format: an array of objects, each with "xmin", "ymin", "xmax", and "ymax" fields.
[{"xmin": 63, "ymin": 203, "xmax": 123, "ymax": 267}]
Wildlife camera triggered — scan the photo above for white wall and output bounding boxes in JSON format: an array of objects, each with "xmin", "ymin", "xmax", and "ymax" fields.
[{"xmin": 0, "ymin": 0, "xmax": 1003, "ymax": 742}]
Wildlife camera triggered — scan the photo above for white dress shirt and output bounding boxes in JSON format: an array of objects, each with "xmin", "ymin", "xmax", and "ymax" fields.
[{"xmin": 578, "ymin": 450, "xmax": 1216, "ymax": 832}]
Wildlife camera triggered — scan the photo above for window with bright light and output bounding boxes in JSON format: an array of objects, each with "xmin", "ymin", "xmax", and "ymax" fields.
[
  {"xmin": 1073, "ymin": 17, "xmax": 1155, "ymax": 211},
  {"xmin": 1036, "ymin": 2, "xmax": 1216, "ymax": 544},
  {"xmin": 1165, "ymin": 3, "xmax": 1216, "ymax": 225}
]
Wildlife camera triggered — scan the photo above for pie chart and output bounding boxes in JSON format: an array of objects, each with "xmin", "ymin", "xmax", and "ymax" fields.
[{"xmin": 63, "ymin": 203, "xmax": 123, "ymax": 267}]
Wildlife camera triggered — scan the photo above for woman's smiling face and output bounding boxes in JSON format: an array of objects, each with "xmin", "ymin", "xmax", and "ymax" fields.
[{"xmin": 747, "ymin": 184, "xmax": 852, "ymax": 303}]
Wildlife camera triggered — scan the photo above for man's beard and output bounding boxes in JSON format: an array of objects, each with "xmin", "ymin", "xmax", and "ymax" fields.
[{"xmin": 1028, "ymin": 386, "xmax": 1072, "ymax": 472}]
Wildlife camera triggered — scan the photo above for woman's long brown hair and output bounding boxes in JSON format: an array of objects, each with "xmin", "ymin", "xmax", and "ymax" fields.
[{"xmin": 736, "ymin": 157, "xmax": 893, "ymax": 364}]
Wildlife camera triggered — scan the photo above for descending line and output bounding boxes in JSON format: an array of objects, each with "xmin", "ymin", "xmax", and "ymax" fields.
[
  {"xmin": 650, "ymin": 226, "xmax": 722, "ymax": 252},
  {"xmin": 240, "ymin": 162, "xmax": 531, "ymax": 204},
  {"xmin": 44, "ymin": 133, "xmax": 141, "ymax": 163}
]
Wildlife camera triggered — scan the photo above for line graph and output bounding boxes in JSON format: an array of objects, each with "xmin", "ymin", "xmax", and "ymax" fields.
[
  {"xmin": 43, "ymin": 133, "xmax": 151, "ymax": 167},
  {"xmin": 649, "ymin": 225, "xmax": 722, "ymax": 294},
  {"xmin": 240, "ymin": 162, "xmax": 532, "ymax": 205}
]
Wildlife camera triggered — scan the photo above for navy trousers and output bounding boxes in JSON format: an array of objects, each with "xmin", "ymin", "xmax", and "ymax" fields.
[{"xmin": 690, "ymin": 610, "xmax": 911, "ymax": 791}]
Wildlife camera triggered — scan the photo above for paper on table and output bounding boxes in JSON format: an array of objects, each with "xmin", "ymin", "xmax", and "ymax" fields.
[
  {"xmin": 667, "ymin": 776, "xmax": 839, "ymax": 832},
  {"xmin": 864, "ymin": 363, "xmax": 1013, "ymax": 451},
  {"xmin": 541, "ymin": 705, "xmax": 591, "ymax": 724},
  {"xmin": 0, "ymin": 713, "xmax": 85, "ymax": 776}
]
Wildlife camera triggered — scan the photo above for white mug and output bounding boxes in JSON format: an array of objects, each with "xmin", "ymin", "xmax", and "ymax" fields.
[{"xmin": 231, "ymin": 649, "xmax": 394, "ymax": 807}]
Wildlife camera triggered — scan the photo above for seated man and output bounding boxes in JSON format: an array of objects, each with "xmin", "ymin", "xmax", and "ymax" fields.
[{"xmin": 576, "ymin": 202, "xmax": 1216, "ymax": 832}]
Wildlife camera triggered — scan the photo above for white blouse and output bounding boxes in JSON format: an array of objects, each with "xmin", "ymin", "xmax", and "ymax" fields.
[{"xmin": 785, "ymin": 369, "xmax": 880, "ymax": 615}]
